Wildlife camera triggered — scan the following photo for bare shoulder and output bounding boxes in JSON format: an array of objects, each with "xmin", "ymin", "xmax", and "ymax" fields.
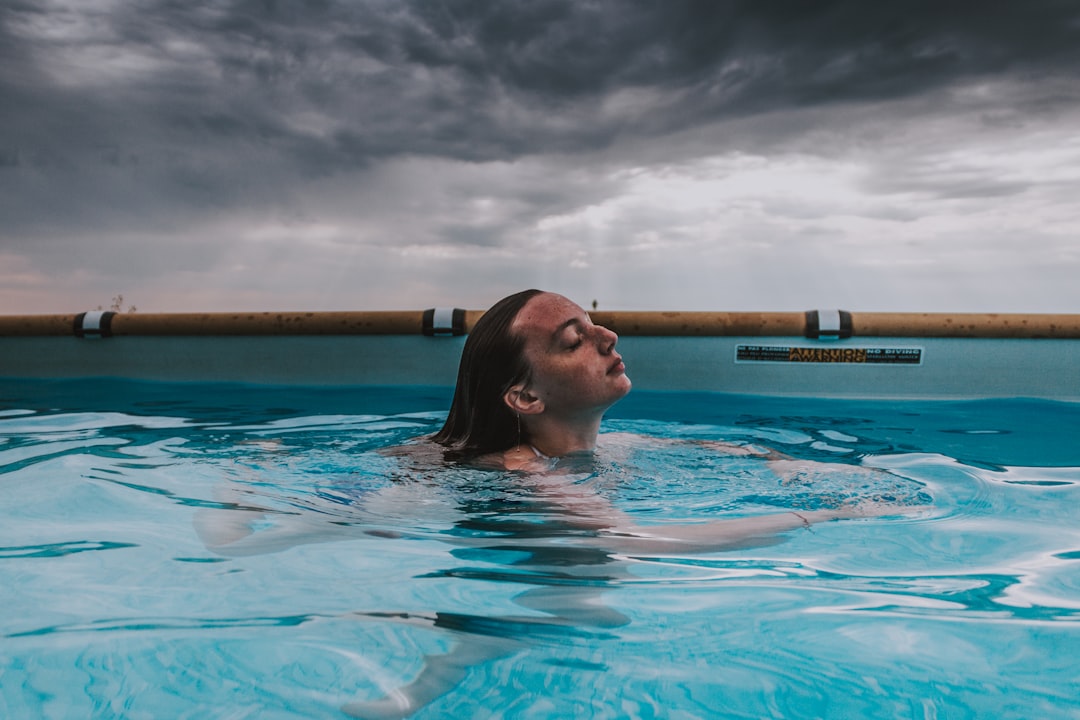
[{"xmin": 380, "ymin": 439, "xmax": 553, "ymax": 473}]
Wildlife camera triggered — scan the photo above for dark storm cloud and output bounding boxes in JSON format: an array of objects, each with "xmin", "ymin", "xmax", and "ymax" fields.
[
  {"xmin": 386, "ymin": 1, "xmax": 1080, "ymax": 108},
  {"xmin": 1, "ymin": 0, "xmax": 1078, "ymax": 239}
]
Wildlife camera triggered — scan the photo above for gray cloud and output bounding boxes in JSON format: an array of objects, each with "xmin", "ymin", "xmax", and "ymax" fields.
[{"xmin": 2, "ymin": 1, "xmax": 1079, "ymax": 312}]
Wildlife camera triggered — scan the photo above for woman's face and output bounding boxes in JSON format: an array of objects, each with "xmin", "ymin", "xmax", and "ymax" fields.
[{"xmin": 510, "ymin": 292, "xmax": 631, "ymax": 417}]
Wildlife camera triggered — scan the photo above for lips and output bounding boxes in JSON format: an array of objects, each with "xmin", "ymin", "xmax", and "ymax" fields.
[{"xmin": 607, "ymin": 356, "xmax": 625, "ymax": 375}]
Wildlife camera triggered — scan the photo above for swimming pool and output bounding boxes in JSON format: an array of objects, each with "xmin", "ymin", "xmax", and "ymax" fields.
[{"xmin": 2, "ymin": 379, "xmax": 1078, "ymax": 718}]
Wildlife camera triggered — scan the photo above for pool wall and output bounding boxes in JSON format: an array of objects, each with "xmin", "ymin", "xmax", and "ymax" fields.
[{"xmin": 2, "ymin": 309, "xmax": 1078, "ymax": 400}]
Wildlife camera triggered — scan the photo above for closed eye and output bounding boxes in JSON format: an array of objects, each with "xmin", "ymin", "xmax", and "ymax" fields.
[{"xmin": 551, "ymin": 316, "xmax": 588, "ymax": 351}]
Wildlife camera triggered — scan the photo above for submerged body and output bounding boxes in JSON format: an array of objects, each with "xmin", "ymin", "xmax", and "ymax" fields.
[{"xmin": 195, "ymin": 425, "xmax": 926, "ymax": 719}]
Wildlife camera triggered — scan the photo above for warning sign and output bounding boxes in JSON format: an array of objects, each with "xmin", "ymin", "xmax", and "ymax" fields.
[{"xmin": 736, "ymin": 345, "xmax": 922, "ymax": 365}]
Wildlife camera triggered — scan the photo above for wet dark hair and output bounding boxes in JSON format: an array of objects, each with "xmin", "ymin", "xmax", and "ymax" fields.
[{"xmin": 432, "ymin": 289, "xmax": 543, "ymax": 459}]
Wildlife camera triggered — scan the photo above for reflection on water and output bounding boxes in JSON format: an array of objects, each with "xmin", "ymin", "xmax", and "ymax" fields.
[{"xmin": 1, "ymin": 383, "xmax": 1078, "ymax": 718}]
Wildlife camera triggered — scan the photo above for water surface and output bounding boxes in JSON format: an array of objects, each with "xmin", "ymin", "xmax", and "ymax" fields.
[{"xmin": 1, "ymin": 380, "xmax": 1077, "ymax": 719}]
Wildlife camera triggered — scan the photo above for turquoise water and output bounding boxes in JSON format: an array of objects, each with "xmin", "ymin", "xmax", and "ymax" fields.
[{"xmin": 1, "ymin": 380, "xmax": 1078, "ymax": 719}]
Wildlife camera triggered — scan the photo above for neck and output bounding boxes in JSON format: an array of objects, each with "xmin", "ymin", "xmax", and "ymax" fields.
[{"xmin": 523, "ymin": 414, "xmax": 603, "ymax": 458}]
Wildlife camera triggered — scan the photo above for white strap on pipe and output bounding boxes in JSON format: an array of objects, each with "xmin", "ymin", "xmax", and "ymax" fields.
[
  {"xmin": 432, "ymin": 307, "xmax": 456, "ymax": 334},
  {"xmin": 80, "ymin": 310, "xmax": 109, "ymax": 339},
  {"xmin": 818, "ymin": 309, "xmax": 842, "ymax": 335}
]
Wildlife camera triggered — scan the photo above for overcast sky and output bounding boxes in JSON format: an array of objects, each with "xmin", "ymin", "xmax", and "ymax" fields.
[{"xmin": 2, "ymin": 0, "xmax": 1078, "ymax": 314}]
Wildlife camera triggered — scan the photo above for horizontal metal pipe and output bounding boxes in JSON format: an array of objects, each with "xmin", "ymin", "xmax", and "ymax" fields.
[
  {"xmin": 1, "ymin": 310, "xmax": 1078, "ymax": 338},
  {"xmin": 847, "ymin": 312, "xmax": 1080, "ymax": 338},
  {"xmin": 114, "ymin": 311, "xmax": 431, "ymax": 336},
  {"xmin": 0, "ymin": 315, "xmax": 76, "ymax": 336},
  {"xmin": 588, "ymin": 311, "xmax": 807, "ymax": 336}
]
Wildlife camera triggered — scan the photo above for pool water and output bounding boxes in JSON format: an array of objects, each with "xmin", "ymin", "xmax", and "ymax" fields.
[{"xmin": 1, "ymin": 380, "xmax": 1078, "ymax": 719}]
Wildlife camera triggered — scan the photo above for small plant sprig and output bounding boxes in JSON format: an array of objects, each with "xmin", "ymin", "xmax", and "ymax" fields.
[{"xmin": 97, "ymin": 294, "xmax": 137, "ymax": 313}]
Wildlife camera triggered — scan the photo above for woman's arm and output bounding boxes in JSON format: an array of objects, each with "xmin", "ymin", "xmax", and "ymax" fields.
[{"xmin": 518, "ymin": 467, "xmax": 912, "ymax": 555}]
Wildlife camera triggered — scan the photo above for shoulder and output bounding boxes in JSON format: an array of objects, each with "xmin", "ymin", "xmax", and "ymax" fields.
[{"xmin": 383, "ymin": 438, "xmax": 550, "ymax": 473}]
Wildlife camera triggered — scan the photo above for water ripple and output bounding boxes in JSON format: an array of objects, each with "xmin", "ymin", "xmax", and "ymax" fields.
[
  {"xmin": 7, "ymin": 613, "xmax": 322, "ymax": 638},
  {"xmin": 622, "ymin": 556, "xmax": 1080, "ymax": 624},
  {"xmin": 0, "ymin": 540, "xmax": 137, "ymax": 559}
]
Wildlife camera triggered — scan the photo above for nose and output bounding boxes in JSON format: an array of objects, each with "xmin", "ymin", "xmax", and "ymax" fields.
[{"xmin": 594, "ymin": 324, "xmax": 618, "ymax": 354}]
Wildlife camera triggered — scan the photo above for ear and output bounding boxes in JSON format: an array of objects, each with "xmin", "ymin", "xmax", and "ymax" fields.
[{"xmin": 504, "ymin": 384, "xmax": 545, "ymax": 415}]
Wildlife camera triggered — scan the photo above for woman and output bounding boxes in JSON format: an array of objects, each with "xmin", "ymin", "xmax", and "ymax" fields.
[{"xmin": 201, "ymin": 290, "xmax": 922, "ymax": 717}]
